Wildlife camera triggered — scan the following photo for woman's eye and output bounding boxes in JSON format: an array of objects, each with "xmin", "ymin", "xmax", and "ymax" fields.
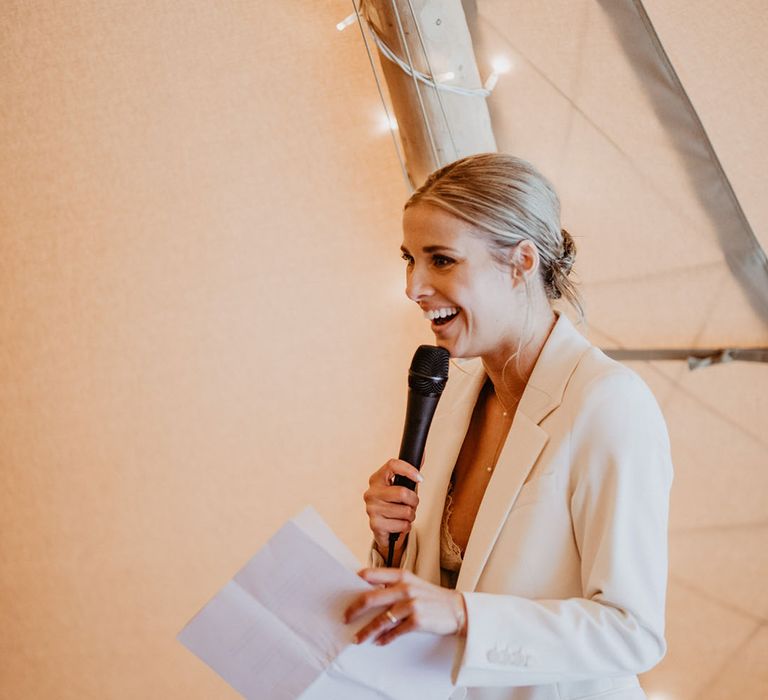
[
  {"xmin": 401, "ymin": 252, "xmax": 414, "ymax": 265},
  {"xmin": 432, "ymin": 255, "xmax": 455, "ymax": 268}
]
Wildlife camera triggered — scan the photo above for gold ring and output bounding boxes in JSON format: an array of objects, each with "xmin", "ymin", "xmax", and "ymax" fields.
[{"xmin": 385, "ymin": 610, "xmax": 398, "ymax": 625}]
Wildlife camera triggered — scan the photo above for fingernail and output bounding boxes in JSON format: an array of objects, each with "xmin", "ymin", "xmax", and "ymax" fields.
[
  {"xmin": 352, "ymin": 634, "xmax": 359, "ymax": 644},
  {"xmin": 416, "ymin": 474, "xmax": 423, "ymax": 482}
]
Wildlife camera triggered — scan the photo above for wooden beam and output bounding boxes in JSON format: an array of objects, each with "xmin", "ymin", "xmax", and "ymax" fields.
[{"xmin": 362, "ymin": 0, "xmax": 496, "ymax": 187}]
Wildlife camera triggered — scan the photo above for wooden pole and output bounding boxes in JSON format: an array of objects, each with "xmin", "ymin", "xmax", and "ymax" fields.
[{"xmin": 362, "ymin": 0, "xmax": 496, "ymax": 188}]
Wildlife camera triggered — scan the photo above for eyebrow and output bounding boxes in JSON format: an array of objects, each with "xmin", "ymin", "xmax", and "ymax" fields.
[{"xmin": 400, "ymin": 245, "xmax": 460, "ymax": 254}]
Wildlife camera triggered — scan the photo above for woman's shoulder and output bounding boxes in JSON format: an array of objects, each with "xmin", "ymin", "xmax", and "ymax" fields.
[
  {"xmin": 564, "ymin": 345, "xmax": 673, "ymax": 486},
  {"xmin": 567, "ymin": 343, "xmax": 663, "ymax": 418},
  {"xmin": 562, "ymin": 348, "xmax": 672, "ymax": 462}
]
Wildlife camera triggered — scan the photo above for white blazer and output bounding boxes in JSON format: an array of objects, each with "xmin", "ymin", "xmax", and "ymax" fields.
[{"xmin": 373, "ymin": 313, "xmax": 673, "ymax": 700}]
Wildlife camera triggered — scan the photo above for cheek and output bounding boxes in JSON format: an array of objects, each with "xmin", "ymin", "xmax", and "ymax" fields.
[{"xmin": 469, "ymin": 294, "xmax": 513, "ymax": 334}]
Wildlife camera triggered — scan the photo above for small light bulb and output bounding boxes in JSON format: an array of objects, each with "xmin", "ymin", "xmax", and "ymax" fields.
[
  {"xmin": 377, "ymin": 113, "xmax": 399, "ymax": 133},
  {"xmin": 336, "ymin": 13, "xmax": 356, "ymax": 31},
  {"xmin": 491, "ymin": 56, "xmax": 512, "ymax": 74},
  {"xmin": 484, "ymin": 73, "xmax": 499, "ymax": 91}
]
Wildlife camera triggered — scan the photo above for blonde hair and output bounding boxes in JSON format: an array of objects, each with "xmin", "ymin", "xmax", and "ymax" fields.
[{"xmin": 404, "ymin": 153, "xmax": 583, "ymax": 319}]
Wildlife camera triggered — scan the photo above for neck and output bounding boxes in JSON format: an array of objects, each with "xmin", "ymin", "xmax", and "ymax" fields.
[{"xmin": 481, "ymin": 307, "xmax": 557, "ymax": 409}]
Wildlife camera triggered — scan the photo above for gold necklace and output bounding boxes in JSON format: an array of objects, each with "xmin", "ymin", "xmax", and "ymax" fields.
[{"xmin": 485, "ymin": 386, "xmax": 517, "ymax": 473}]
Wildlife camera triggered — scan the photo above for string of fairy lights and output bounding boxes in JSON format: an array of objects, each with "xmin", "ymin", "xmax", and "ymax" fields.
[
  {"xmin": 337, "ymin": 0, "xmax": 511, "ymax": 189},
  {"xmin": 336, "ymin": 8, "xmax": 511, "ymax": 96}
]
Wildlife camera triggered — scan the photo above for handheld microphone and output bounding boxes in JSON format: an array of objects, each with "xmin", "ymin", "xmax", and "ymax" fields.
[{"xmin": 387, "ymin": 345, "xmax": 450, "ymax": 566}]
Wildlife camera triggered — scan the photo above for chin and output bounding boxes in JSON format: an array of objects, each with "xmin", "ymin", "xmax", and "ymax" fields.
[{"xmin": 434, "ymin": 338, "xmax": 469, "ymax": 359}]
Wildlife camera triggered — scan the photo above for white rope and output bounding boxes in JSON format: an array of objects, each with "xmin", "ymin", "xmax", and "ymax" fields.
[
  {"xmin": 404, "ymin": 0, "xmax": 458, "ymax": 161},
  {"xmin": 366, "ymin": 20, "xmax": 493, "ymax": 98},
  {"xmin": 388, "ymin": 0, "xmax": 440, "ymax": 167}
]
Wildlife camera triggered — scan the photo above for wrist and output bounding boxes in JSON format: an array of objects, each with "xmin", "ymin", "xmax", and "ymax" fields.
[{"xmin": 373, "ymin": 534, "xmax": 407, "ymax": 567}]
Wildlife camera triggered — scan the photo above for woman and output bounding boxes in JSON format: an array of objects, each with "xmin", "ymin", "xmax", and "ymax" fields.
[{"xmin": 343, "ymin": 154, "xmax": 673, "ymax": 700}]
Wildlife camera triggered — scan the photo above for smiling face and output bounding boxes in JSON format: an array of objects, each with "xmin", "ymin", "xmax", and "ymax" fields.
[{"xmin": 401, "ymin": 203, "xmax": 527, "ymax": 359}]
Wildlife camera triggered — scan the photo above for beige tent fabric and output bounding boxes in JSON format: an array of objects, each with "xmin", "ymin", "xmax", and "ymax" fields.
[
  {"xmin": 644, "ymin": 0, "xmax": 768, "ymax": 252},
  {"xmin": 0, "ymin": 2, "xmax": 417, "ymax": 698},
  {"xmin": 468, "ymin": 0, "xmax": 768, "ymax": 349},
  {"xmin": 1, "ymin": 1, "xmax": 766, "ymax": 699},
  {"xmin": 467, "ymin": 3, "xmax": 768, "ymax": 697}
]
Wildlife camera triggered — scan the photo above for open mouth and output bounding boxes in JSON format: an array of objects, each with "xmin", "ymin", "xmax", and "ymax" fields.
[{"xmin": 424, "ymin": 307, "xmax": 460, "ymax": 326}]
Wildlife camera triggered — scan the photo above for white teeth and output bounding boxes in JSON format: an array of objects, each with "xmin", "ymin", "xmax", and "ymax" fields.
[{"xmin": 423, "ymin": 307, "xmax": 458, "ymax": 321}]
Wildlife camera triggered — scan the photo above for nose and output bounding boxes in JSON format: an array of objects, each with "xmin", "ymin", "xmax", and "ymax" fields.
[{"xmin": 405, "ymin": 263, "xmax": 433, "ymax": 302}]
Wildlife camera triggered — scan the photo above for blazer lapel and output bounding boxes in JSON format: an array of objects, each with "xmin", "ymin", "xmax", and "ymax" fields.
[
  {"xmin": 455, "ymin": 414, "xmax": 548, "ymax": 592},
  {"xmin": 415, "ymin": 358, "xmax": 485, "ymax": 585},
  {"xmin": 455, "ymin": 313, "xmax": 592, "ymax": 592}
]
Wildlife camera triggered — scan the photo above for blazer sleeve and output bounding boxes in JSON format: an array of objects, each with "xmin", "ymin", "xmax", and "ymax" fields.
[{"xmin": 453, "ymin": 369, "xmax": 673, "ymax": 687}]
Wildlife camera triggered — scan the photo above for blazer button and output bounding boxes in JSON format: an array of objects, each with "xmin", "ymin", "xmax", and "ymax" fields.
[
  {"xmin": 486, "ymin": 648, "xmax": 503, "ymax": 664},
  {"xmin": 510, "ymin": 649, "xmax": 525, "ymax": 666},
  {"xmin": 487, "ymin": 647, "xmax": 514, "ymax": 664}
]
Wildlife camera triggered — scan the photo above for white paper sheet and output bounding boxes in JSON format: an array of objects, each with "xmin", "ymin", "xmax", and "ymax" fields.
[{"xmin": 177, "ymin": 507, "xmax": 458, "ymax": 700}]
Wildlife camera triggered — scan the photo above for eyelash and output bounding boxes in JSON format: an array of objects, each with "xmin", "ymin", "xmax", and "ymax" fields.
[
  {"xmin": 400, "ymin": 252, "xmax": 455, "ymax": 268},
  {"xmin": 432, "ymin": 254, "xmax": 455, "ymax": 268}
]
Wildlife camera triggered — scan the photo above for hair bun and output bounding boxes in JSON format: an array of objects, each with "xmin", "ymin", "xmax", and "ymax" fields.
[{"xmin": 559, "ymin": 228, "xmax": 575, "ymax": 275}]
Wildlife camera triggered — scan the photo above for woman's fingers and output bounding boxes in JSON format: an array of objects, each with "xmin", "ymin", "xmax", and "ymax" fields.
[
  {"xmin": 364, "ymin": 460, "xmax": 422, "ymax": 560},
  {"xmin": 352, "ymin": 600, "xmax": 414, "ymax": 644},
  {"xmin": 344, "ymin": 569, "xmax": 465, "ymax": 643},
  {"xmin": 365, "ymin": 491, "xmax": 418, "ymax": 544},
  {"xmin": 368, "ymin": 502, "xmax": 417, "ymax": 524},
  {"xmin": 372, "ymin": 613, "xmax": 417, "ymax": 646},
  {"xmin": 370, "ymin": 459, "xmax": 422, "ymax": 487},
  {"xmin": 358, "ymin": 568, "xmax": 413, "ymax": 586},
  {"xmin": 364, "ymin": 485, "xmax": 419, "ymax": 509},
  {"xmin": 343, "ymin": 574, "xmax": 410, "ymax": 624},
  {"xmin": 383, "ymin": 486, "xmax": 420, "ymax": 507}
]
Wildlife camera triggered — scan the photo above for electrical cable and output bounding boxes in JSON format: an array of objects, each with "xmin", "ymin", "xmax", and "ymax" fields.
[
  {"xmin": 365, "ymin": 18, "xmax": 492, "ymax": 98},
  {"xmin": 404, "ymin": 0, "xmax": 459, "ymax": 161},
  {"xmin": 388, "ymin": 0, "xmax": 441, "ymax": 168}
]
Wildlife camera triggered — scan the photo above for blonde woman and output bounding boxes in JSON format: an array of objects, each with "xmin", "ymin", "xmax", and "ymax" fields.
[{"xmin": 344, "ymin": 154, "xmax": 673, "ymax": 700}]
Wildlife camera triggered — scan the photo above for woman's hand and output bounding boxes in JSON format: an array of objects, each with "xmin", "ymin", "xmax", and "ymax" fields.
[
  {"xmin": 343, "ymin": 568, "xmax": 467, "ymax": 645},
  {"xmin": 364, "ymin": 459, "xmax": 423, "ymax": 560}
]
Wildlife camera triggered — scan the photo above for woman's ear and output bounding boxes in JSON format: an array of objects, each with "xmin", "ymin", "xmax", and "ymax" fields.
[{"xmin": 509, "ymin": 240, "xmax": 539, "ymax": 285}]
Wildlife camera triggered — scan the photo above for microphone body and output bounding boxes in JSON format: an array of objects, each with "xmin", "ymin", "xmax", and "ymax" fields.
[
  {"xmin": 393, "ymin": 392, "xmax": 439, "ymax": 490},
  {"xmin": 387, "ymin": 346, "xmax": 450, "ymax": 565}
]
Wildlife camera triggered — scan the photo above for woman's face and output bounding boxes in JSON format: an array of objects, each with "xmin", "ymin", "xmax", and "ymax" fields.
[{"xmin": 401, "ymin": 203, "xmax": 523, "ymax": 359}]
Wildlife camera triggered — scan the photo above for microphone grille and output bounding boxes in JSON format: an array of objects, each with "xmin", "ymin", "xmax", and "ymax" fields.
[{"xmin": 408, "ymin": 345, "xmax": 450, "ymax": 396}]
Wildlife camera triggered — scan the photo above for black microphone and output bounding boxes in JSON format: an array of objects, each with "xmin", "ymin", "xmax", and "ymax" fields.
[{"xmin": 387, "ymin": 345, "xmax": 450, "ymax": 567}]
